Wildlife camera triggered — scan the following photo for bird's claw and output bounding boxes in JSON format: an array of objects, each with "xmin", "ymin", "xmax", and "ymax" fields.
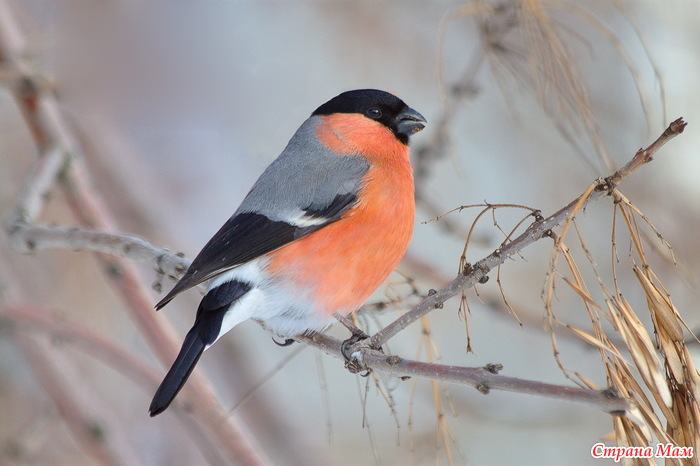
[
  {"xmin": 272, "ymin": 336, "xmax": 295, "ymax": 347},
  {"xmin": 340, "ymin": 333, "xmax": 363, "ymax": 361}
]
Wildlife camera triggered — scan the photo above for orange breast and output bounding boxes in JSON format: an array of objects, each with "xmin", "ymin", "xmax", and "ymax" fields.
[{"xmin": 266, "ymin": 114, "xmax": 415, "ymax": 314}]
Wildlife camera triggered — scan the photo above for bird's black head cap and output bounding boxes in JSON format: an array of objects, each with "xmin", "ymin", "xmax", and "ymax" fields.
[{"xmin": 312, "ymin": 89, "xmax": 426, "ymax": 144}]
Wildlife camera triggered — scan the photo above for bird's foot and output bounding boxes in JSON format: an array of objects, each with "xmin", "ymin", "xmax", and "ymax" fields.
[
  {"xmin": 340, "ymin": 329, "xmax": 382, "ymax": 377},
  {"xmin": 334, "ymin": 313, "xmax": 381, "ymax": 375},
  {"xmin": 340, "ymin": 332, "xmax": 367, "ymax": 361},
  {"xmin": 341, "ymin": 334, "xmax": 370, "ymax": 376}
]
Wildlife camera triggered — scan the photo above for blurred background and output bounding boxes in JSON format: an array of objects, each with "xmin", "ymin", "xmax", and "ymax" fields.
[{"xmin": 1, "ymin": 0, "xmax": 699, "ymax": 464}]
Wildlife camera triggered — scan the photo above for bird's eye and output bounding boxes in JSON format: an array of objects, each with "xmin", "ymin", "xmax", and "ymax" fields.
[{"xmin": 367, "ymin": 108, "xmax": 382, "ymax": 119}]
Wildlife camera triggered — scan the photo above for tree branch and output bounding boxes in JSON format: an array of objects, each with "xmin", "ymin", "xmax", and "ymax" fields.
[
  {"xmin": 296, "ymin": 332, "xmax": 630, "ymax": 415},
  {"xmin": 368, "ymin": 117, "xmax": 686, "ymax": 349},
  {"xmin": 6, "ymin": 224, "xmax": 188, "ymax": 280}
]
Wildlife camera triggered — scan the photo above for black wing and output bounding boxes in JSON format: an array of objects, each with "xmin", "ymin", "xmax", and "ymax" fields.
[{"xmin": 155, "ymin": 192, "xmax": 357, "ymax": 309}]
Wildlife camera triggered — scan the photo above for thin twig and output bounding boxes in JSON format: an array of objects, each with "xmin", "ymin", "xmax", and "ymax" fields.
[{"xmin": 3, "ymin": 146, "xmax": 66, "ymax": 230}]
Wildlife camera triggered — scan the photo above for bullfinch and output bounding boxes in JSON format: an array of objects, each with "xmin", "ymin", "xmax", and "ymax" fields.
[{"xmin": 149, "ymin": 89, "xmax": 426, "ymax": 416}]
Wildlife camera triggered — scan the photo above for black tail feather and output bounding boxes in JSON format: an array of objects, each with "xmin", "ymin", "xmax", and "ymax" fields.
[
  {"xmin": 149, "ymin": 328, "xmax": 206, "ymax": 417},
  {"xmin": 150, "ymin": 280, "xmax": 250, "ymax": 417}
]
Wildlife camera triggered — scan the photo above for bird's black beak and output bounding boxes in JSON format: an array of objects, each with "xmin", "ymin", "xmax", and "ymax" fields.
[{"xmin": 396, "ymin": 107, "xmax": 427, "ymax": 138}]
